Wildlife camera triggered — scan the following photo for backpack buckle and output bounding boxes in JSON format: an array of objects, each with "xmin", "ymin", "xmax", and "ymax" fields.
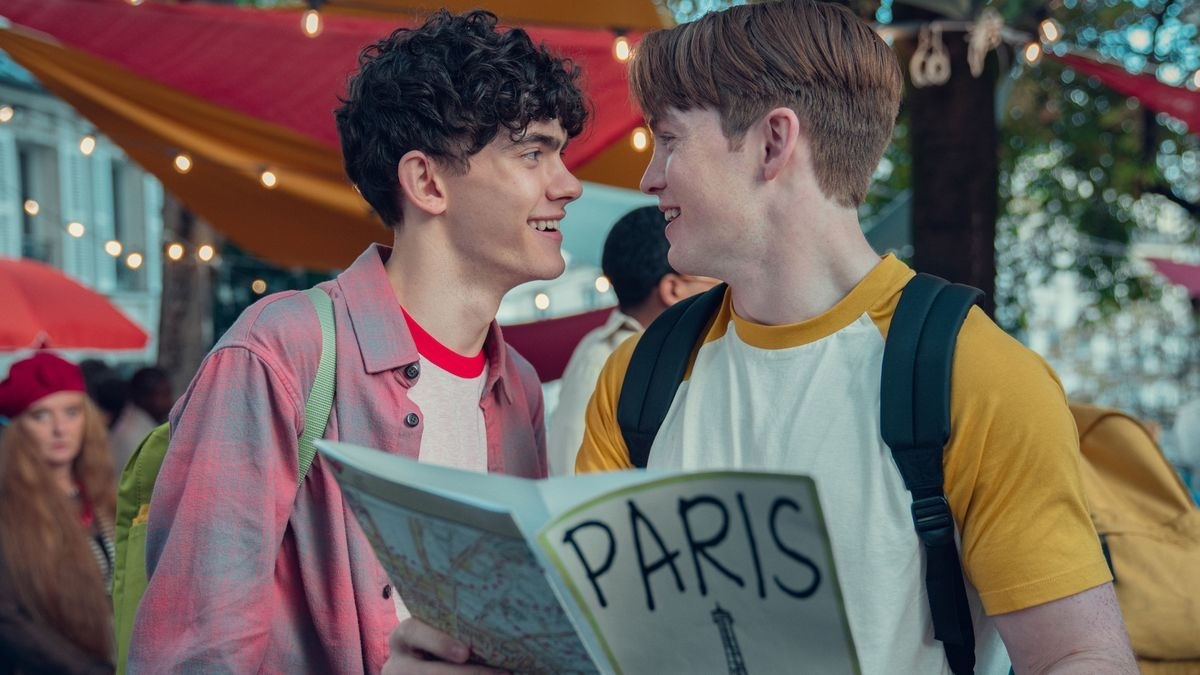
[{"xmin": 910, "ymin": 495, "xmax": 955, "ymax": 547}]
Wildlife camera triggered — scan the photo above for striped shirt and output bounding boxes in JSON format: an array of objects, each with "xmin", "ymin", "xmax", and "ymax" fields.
[{"xmin": 129, "ymin": 245, "xmax": 547, "ymax": 674}]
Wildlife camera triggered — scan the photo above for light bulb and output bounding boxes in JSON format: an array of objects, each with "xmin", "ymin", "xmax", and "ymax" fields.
[
  {"xmin": 1023, "ymin": 43, "xmax": 1042, "ymax": 65},
  {"xmin": 302, "ymin": 9, "xmax": 323, "ymax": 38},
  {"xmin": 613, "ymin": 35, "xmax": 632, "ymax": 63},
  {"xmin": 631, "ymin": 127, "xmax": 650, "ymax": 152},
  {"xmin": 1038, "ymin": 19, "xmax": 1061, "ymax": 43}
]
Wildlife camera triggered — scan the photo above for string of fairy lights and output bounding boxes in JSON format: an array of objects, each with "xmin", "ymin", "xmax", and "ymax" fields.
[
  {"xmin": 8, "ymin": 0, "xmax": 1198, "ymax": 309},
  {"xmin": 1, "ymin": 0, "xmax": 656, "ymax": 309},
  {"xmin": 66, "ymin": 0, "xmax": 1178, "ymax": 211},
  {"xmin": 0, "ymin": 110, "xmax": 220, "ymax": 275}
]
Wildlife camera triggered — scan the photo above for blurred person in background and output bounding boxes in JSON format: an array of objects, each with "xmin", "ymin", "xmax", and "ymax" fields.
[
  {"xmin": 546, "ymin": 205, "xmax": 718, "ymax": 475},
  {"xmin": 78, "ymin": 359, "xmax": 126, "ymax": 430},
  {"xmin": 108, "ymin": 367, "xmax": 173, "ymax": 474},
  {"xmin": 0, "ymin": 352, "xmax": 117, "ymax": 675}
]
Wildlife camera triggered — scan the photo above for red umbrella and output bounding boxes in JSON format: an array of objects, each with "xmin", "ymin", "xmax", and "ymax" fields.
[{"xmin": 0, "ymin": 257, "xmax": 149, "ymax": 350}]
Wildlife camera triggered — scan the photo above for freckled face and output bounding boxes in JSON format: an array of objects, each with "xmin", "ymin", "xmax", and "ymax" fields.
[{"xmin": 18, "ymin": 391, "xmax": 87, "ymax": 471}]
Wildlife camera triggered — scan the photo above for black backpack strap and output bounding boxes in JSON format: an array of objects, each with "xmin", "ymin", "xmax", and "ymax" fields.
[
  {"xmin": 880, "ymin": 272, "xmax": 983, "ymax": 675},
  {"xmin": 618, "ymin": 283, "xmax": 728, "ymax": 468}
]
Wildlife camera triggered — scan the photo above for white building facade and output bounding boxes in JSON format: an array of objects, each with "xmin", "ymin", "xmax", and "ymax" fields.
[{"xmin": 1, "ymin": 56, "xmax": 163, "ymax": 372}]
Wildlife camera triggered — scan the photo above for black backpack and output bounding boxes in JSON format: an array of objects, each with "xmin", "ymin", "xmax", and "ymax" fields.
[{"xmin": 616, "ymin": 273, "xmax": 983, "ymax": 675}]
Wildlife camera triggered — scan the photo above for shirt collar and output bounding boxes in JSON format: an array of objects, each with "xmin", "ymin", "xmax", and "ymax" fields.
[
  {"xmin": 335, "ymin": 245, "xmax": 514, "ymax": 399},
  {"xmin": 597, "ymin": 309, "xmax": 643, "ymax": 340}
]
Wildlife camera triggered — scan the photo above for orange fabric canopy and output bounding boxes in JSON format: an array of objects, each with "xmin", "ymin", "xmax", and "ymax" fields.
[{"xmin": 0, "ymin": 0, "xmax": 649, "ymax": 270}]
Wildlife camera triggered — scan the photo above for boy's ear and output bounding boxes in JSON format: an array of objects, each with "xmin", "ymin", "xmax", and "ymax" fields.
[
  {"xmin": 761, "ymin": 107, "xmax": 801, "ymax": 182},
  {"xmin": 397, "ymin": 150, "xmax": 447, "ymax": 216},
  {"xmin": 658, "ymin": 273, "xmax": 689, "ymax": 306}
]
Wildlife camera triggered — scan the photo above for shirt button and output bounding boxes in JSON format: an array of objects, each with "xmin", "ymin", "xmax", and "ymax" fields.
[
  {"xmin": 404, "ymin": 363, "xmax": 420, "ymax": 379},
  {"xmin": 404, "ymin": 413, "xmax": 420, "ymax": 427},
  {"xmin": 382, "ymin": 584, "xmax": 392, "ymax": 599}
]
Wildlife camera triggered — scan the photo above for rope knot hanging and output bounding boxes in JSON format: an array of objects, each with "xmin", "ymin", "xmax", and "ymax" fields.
[
  {"xmin": 966, "ymin": 8, "xmax": 1005, "ymax": 77},
  {"xmin": 910, "ymin": 24, "xmax": 951, "ymax": 87}
]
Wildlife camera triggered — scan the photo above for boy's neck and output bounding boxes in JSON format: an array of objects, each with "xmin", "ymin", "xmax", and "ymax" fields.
[
  {"xmin": 725, "ymin": 201, "xmax": 880, "ymax": 326},
  {"xmin": 384, "ymin": 229, "xmax": 501, "ymax": 356}
]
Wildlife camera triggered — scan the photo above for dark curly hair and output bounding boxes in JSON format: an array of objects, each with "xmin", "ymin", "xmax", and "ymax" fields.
[
  {"xmin": 335, "ymin": 10, "xmax": 589, "ymax": 228},
  {"xmin": 602, "ymin": 206, "xmax": 675, "ymax": 312}
]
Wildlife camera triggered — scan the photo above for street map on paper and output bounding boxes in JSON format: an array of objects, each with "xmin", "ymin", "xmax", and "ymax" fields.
[{"xmin": 347, "ymin": 491, "xmax": 599, "ymax": 674}]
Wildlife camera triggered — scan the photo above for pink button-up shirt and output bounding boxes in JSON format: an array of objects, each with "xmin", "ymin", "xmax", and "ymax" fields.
[{"xmin": 129, "ymin": 245, "xmax": 547, "ymax": 674}]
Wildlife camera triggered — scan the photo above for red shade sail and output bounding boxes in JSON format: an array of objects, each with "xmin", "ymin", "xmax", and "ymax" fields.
[
  {"xmin": 1052, "ymin": 52, "xmax": 1200, "ymax": 134},
  {"xmin": 0, "ymin": 0, "xmax": 644, "ymax": 270},
  {"xmin": 502, "ymin": 307, "xmax": 613, "ymax": 382},
  {"xmin": 1148, "ymin": 257, "xmax": 1200, "ymax": 299},
  {"xmin": 0, "ymin": 257, "xmax": 150, "ymax": 351},
  {"xmin": 0, "ymin": 0, "xmax": 639, "ymax": 160}
]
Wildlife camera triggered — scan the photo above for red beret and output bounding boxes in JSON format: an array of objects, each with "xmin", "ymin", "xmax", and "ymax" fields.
[{"xmin": 0, "ymin": 352, "xmax": 86, "ymax": 419}]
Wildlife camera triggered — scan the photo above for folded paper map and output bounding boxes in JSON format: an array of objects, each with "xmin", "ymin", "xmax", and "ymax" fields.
[{"xmin": 316, "ymin": 440, "xmax": 860, "ymax": 674}]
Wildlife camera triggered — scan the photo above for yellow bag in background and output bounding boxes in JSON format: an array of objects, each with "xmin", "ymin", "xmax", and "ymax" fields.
[{"xmin": 1071, "ymin": 404, "xmax": 1200, "ymax": 673}]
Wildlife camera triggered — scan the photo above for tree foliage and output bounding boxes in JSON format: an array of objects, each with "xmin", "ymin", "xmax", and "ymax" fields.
[{"xmin": 995, "ymin": 0, "xmax": 1200, "ymax": 332}]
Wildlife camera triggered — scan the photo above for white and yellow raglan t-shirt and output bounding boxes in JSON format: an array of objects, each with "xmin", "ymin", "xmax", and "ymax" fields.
[{"xmin": 576, "ymin": 254, "xmax": 1112, "ymax": 675}]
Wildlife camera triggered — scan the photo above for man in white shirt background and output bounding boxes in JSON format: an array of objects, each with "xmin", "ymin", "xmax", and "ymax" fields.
[
  {"xmin": 108, "ymin": 366, "xmax": 173, "ymax": 473},
  {"xmin": 546, "ymin": 205, "xmax": 717, "ymax": 475}
]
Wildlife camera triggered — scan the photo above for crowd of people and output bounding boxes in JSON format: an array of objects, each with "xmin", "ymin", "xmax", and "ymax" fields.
[{"xmin": 4, "ymin": 0, "xmax": 1187, "ymax": 673}]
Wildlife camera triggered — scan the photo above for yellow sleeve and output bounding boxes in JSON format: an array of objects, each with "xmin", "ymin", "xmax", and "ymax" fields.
[
  {"xmin": 945, "ymin": 308, "xmax": 1112, "ymax": 615},
  {"xmin": 574, "ymin": 333, "xmax": 641, "ymax": 474}
]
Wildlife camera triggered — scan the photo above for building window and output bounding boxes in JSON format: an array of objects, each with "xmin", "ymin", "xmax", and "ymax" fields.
[
  {"xmin": 111, "ymin": 160, "xmax": 147, "ymax": 291},
  {"xmin": 17, "ymin": 143, "xmax": 59, "ymax": 264}
]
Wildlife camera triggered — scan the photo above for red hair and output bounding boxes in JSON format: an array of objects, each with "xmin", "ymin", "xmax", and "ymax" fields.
[{"xmin": 0, "ymin": 396, "xmax": 116, "ymax": 663}]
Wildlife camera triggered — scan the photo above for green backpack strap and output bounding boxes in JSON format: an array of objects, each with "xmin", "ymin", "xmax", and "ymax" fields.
[{"xmin": 299, "ymin": 286, "xmax": 337, "ymax": 487}]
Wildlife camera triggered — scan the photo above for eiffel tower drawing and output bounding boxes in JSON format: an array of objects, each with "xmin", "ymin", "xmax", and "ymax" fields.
[{"xmin": 712, "ymin": 603, "xmax": 748, "ymax": 674}]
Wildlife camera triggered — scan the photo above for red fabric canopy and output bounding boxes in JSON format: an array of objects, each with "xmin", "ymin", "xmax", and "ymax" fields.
[
  {"xmin": 501, "ymin": 307, "xmax": 614, "ymax": 382},
  {"xmin": 0, "ymin": 0, "xmax": 645, "ymax": 269},
  {"xmin": 0, "ymin": 0, "xmax": 640, "ymax": 168},
  {"xmin": 1052, "ymin": 52, "xmax": 1200, "ymax": 134},
  {"xmin": 1148, "ymin": 257, "xmax": 1200, "ymax": 299}
]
